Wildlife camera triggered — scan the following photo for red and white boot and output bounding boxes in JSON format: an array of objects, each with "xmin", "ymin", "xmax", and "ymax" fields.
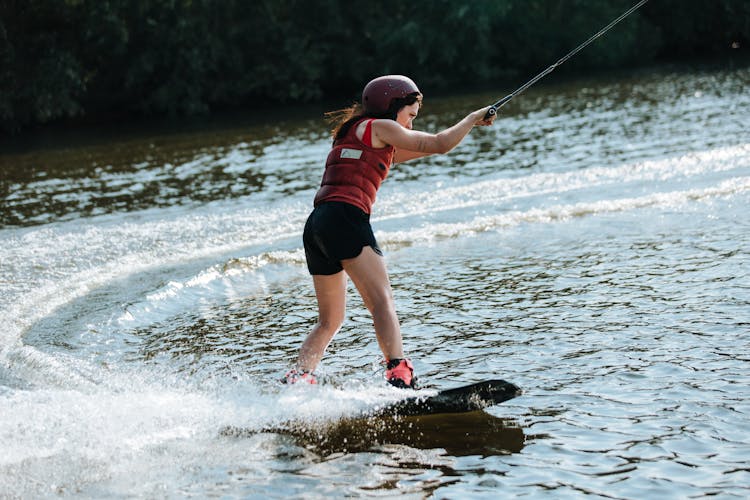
[
  {"xmin": 385, "ymin": 358, "xmax": 418, "ymax": 389},
  {"xmin": 282, "ymin": 368, "xmax": 317, "ymax": 385}
]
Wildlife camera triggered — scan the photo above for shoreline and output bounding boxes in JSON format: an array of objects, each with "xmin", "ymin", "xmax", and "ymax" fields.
[{"xmin": 2, "ymin": 58, "xmax": 748, "ymax": 156}]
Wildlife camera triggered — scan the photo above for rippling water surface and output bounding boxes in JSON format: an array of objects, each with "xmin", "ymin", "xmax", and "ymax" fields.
[{"xmin": 1, "ymin": 66, "xmax": 749, "ymax": 498}]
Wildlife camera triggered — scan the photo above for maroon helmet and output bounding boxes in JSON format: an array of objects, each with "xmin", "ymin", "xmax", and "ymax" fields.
[{"xmin": 362, "ymin": 75, "xmax": 421, "ymax": 115}]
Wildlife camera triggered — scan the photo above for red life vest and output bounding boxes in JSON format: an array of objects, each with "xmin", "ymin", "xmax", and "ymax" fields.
[{"xmin": 313, "ymin": 119, "xmax": 395, "ymax": 214}]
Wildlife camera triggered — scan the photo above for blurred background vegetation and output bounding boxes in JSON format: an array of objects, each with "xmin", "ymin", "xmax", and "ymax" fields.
[{"xmin": 1, "ymin": 0, "xmax": 748, "ymax": 133}]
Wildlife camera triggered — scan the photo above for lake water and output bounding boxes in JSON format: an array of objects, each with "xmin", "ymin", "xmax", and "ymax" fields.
[{"xmin": 1, "ymin": 65, "xmax": 749, "ymax": 498}]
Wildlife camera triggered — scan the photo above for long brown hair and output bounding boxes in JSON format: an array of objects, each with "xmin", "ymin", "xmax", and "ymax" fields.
[{"xmin": 325, "ymin": 93, "xmax": 422, "ymax": 141}]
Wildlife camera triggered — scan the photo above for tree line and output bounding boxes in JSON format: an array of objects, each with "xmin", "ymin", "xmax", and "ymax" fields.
[{"xmin": 1, "ymin": 0, "xmax": 747, "ymax": 133}]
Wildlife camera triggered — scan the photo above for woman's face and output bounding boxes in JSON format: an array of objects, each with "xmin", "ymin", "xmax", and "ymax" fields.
[{"xmin": 396, "ymin": 102, "xmax": 420, "ymax": 130}]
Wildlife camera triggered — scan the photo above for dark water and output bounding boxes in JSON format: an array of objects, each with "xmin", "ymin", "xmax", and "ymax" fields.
[{"xmin": 1, "ymin": 66, "xmax": 749, "ymax": 498}]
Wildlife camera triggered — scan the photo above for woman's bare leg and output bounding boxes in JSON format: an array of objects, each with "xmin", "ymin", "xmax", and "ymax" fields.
[
  {"xmin": 296, "ymin": 272, "xmax": 347, "ymax": 372},
  {"xmin": 343, "ymin": 246, "xmax": 404, "ymax": 360}
]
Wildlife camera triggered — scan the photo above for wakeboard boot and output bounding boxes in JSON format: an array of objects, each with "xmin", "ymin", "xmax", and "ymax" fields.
[
  {"xmin": 282, "ymin": 368, "xmax": 317, "ymax": 385},
  {"xmin": 385, "ymin": 358, "xmax": 418, "ymax": 389}
]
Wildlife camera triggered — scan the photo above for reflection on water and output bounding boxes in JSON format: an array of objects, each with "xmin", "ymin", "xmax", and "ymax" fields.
[
  {"xmin": 223, "ymin": 411, "xmax": 524, "ymax": 458},
  {"xmin": 1, "ymin": 65, "xmax": 749, "ymax": 498},
  {"xmin": 0, "ymin": 120, "xmax": 327, "ymax": 226}
]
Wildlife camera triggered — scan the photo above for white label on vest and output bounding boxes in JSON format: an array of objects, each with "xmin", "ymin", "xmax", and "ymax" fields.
[{"xmin": 340, "ymin": 148, "xmax": 363, "ymax": 159}]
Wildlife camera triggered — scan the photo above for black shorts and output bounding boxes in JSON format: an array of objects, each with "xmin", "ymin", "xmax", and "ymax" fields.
[{"xmin": 303, "ymin": 202, "xmax": 383, "ymax": 275}]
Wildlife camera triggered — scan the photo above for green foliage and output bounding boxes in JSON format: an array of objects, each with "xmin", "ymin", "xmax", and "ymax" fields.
[
  {"xmin": 1, "ymin": 0, "xmax": 747, "ymax": 133},
  {"xmin": 643, "ymin": 0, "xmax": 750, "ymax": 56},
  {"xmin": 0, "ymin": 0, "xmax": 86, "ymax": 131}
]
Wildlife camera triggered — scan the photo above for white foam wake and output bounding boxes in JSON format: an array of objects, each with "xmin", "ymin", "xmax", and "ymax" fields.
[
  {"xmin": 376, "ymin": 143, "xmax": 750, "ymax": 221},
  {"xmin": 380, "ymin": 176, "xmax": 750, "ymax": 245}
]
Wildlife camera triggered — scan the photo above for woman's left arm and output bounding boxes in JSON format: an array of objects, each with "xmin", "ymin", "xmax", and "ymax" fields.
[
  {"xmin": 393, "ymin": 149, "xmax": 432, "ymax": 163},
  {"xmin": 386, "ymin": 106, "xmax": 495, "ymax": 163}
]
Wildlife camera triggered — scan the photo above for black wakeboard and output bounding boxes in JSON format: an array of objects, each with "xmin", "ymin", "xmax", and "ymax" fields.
[{"xmin": 368, "ymin": 379, "xmax": 521, "ymax": 417}]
